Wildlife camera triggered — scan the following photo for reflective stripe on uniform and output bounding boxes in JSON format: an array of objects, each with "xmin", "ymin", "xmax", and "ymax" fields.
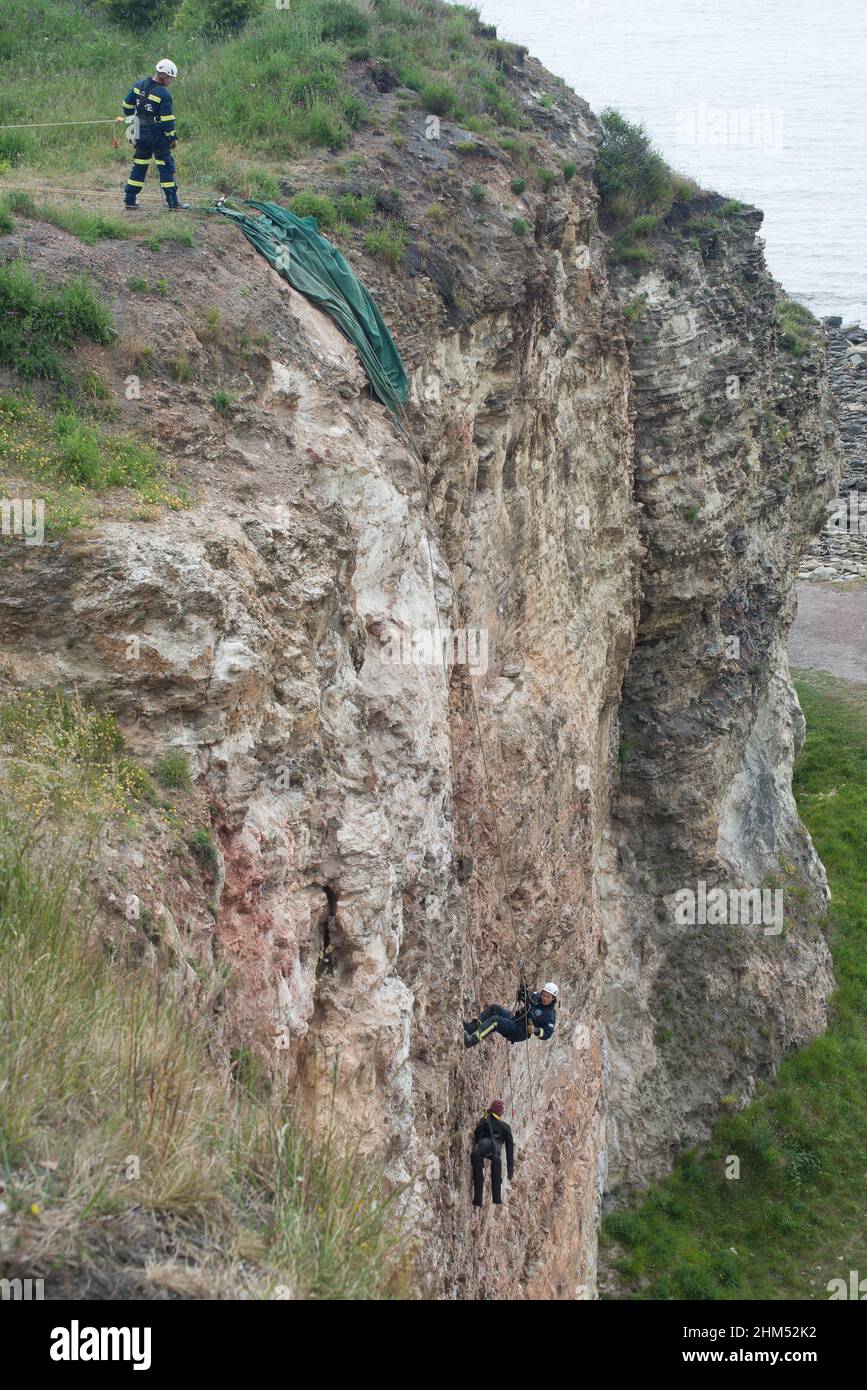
[
  {"xmin": 148, "ymin": 90, "xmax": 162, "ymax": 101},
  {"xmin": 126, "ymin": 179, "xmax": 145, "ymax": 187},
  {"xmin": 133, "ymin": 87, "xmax": 141, "ymax": 94},
  {"xmin": 155, "ymin": 159, "xmax": 165, "ymax": 165},
  {"xmin": 160, "ymin": 181, "xmax": 176, "ymax": 188},
  {"xmin": 133, "ymin": 158, "xmax": 150, "ymax": 165}
]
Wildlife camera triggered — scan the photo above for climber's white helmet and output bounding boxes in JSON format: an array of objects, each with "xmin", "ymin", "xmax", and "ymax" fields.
[
  {"xmin": 155, "ymin": 59, "xmax": 178, "ymax": 78},
  {"xmin": 542, "ymin": 982, "xmax": 559, "ymax": 998}
]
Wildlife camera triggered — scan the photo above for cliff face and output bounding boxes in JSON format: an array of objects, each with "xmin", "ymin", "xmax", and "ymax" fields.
[
  {"xmin": 0, "ymin": 49, "xmax": 839, "ymax": 1298},
  {"xmin": 599, "ymin": 198, "xmax": 839, "ymax": 1191}
]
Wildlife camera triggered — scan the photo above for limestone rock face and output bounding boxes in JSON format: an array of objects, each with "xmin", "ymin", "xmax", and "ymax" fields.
[
  {"xmin": 0, "ymin": 55, "xmax": 839, "ymax": 1298},
  {"xmin": 600, "ymin": 199, "xmax": 839, "ymax": 1192}
]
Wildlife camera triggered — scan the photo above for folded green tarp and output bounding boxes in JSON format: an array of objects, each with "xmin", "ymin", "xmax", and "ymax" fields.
[{"xmin": 214, "ymin": 200, "xmax": 408, "ymax": 412}]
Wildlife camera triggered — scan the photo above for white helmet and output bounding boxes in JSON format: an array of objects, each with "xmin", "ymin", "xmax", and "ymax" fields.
[
  {"xmin": 155, "ymin": 59, "xmax": 178, "ymax": 77},
  {"xmin": 542, "ymin": 982, "xmax": 559, "ymax": 998}
]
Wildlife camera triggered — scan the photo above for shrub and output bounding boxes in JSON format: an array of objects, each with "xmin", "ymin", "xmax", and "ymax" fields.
[
  {"xmin": 316, "ymin": 0, "xmax": 370, "ymax": 41},
  {"xmin": 336, "ymin": 192, "xmax": 374, "ymax": 224},
  {"xmin": 420, "ymin": 81, "xmax": 457, "ymax": 117},
  {"xmin": 511, "ymin": 217, "xmax": 528, "ymax": 237},
  {"xmin": 622, "ymin": 294, "xmax": 648, "ymax": 322},
  {"xmin": 188, "ymin": 828, "xmax": 219, "ymax": 870},
  {"xmin": 778, "ymin": 298, "xmax": 815, "ymax": 355},
  {"xmin": 470, "ymin": 183, "xmax": 486, "ymax": 204},
  {"xmin": 210, "ymin": 388, "xmax": 236, "ymax": 416},
  {"xmin": 170, "ymin": 354, "xmax": 192, "ymax": 383},
  {"xmin": 363, "ymin": 222, "xmax": 406, "ymax": 265},
  {"xmin": 537, "ymin": 168, "xmax": 557, "ymax": 190},
  {"xmin": 154, "ymin": 750, "xmax": 192, "ymax": 790},
  {"xmin": 595, "ymin": 108, "xmax": 674, "ymax": 221},
  {"xmin": 562, "ymin": 161, "xmax": 577, "ymax": 182},
  {"xmin": 510, "ymin": 177, "xmax": 526, "ymax": 195},
  {"xmin": 173, "ymin": 0, "xmax": 263, "ymax": 38},
  {"xmin": 288, "ymin": 191, "xmax": 337, "ymax": 227},
  {"xmin": 0, "ymin": 261, "xmax": 111, "ymax": 380}
]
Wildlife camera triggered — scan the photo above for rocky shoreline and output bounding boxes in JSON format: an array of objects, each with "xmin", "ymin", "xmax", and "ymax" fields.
[{"xmin": 799, "ymin": 317, "xmax": 867, "ymax": 582}]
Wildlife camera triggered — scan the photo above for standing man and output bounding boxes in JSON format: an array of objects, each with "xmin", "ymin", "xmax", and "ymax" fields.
[
  {"xmin": 120, "ymin": 59, "xmax": 188, "ymax": 210},
  {"xmin": 470, "ymin": 1099, "xmax": 515, "ymax": 1207}
]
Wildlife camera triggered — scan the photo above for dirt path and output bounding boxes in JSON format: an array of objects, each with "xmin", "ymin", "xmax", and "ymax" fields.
[{"xmin": 789, "ymin": 579, "xmax": 867, "ymax": 683}]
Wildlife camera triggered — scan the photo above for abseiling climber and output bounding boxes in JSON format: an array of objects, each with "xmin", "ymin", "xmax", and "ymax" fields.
[
  {"xmin": 464, "ymin": 982, "xmax": 559, "ymax": 1048},
  {"xmin": 119, "ymin": 59, "xmax": 189, "ymax": 210},
  {"xmin": 471, "ymin": 1099, "xmax": 514, "ymax": 1207}
]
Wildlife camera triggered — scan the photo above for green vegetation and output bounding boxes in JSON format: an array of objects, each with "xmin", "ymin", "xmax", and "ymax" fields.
[
  {"xmin": 336, "ymin": 192, "xmax": 374, "ymax": 225},
  {"xmin": 562, "ymin": 161, "xmax": 577, "ymax": 182},
  {"xmin": 469, "ymin": 183, "xmax": 486, "ymax": 204},
  {"xmin": 144, "ymin": 223, "xmax": 196, "ymax": 252},
  {"xmin": 188, "ymin": 827, "xmax": 219, "ymax": 869},
  {"xmin": 602, "ymin": 677, "xmax": 867, "ymax": 1299},
  {"xmin": 622, "ymin": 293, "xmax": 649, "ymax": 323},
  {"xmin": 595, "ymin": 108, "xmax": 678, "ymax": 224},
  {"xmin": 154, "ymin": 750, "xmax": 192, "ymax": 791},
  {"xmin": 420, "ymin": 79, "xmax": 458, "ymax": 117},
  {"xmin": 0, "ymin": 260, "xmax": 111, "ymax": 381},
  {"xmin": 288, "ymin": 191, "xmax": 337, "ymax": 227},
  {"xmin": 0, "ymin": 691, "xmax": 150, "ymax": 821},
  {"xmin": 0, "ymin": 0, "xmax": 527, "ymax": 180},
  {"xmin": 210, "ymin": 387, "xmax": 236, "ymax": 416},
  {"xmin": 536, "ymin": 167, "xmax": 557, "ymax": 190},
  {"xmin": 611, "ymin": 212, "xmax": 659, "ymax": 267},
  {"xmin": 0, "ymin": 396, "xmax": 186, "ymax": 530},
  {"xmin": 778, "ymin": 297, "xmax": 817, "ymax": 356},
  {"xmin": 0, "ymin": 193, "xmax": 128, "ymax": 245},
  {"xmin": 0, "ymin": 689, "xmax": 412, "ymax": 1299},
  {"xmin": 363, "ymin": 222, "xmax": 406, "ymax": 265},
  {"xmin": 511, "ymin": 217, "xmax": 528, "ymax": 237},
  {"xmin": 510, "ymin": 177, "xmax": 526, "ymax": 195}
]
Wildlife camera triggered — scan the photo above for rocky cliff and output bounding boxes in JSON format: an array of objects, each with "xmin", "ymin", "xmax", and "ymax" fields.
[{"xmin": 0, "ymin": 38, "xmax": 840, "ymax": 1298}]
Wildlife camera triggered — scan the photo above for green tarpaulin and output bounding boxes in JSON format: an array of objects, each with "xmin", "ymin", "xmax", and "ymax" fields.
[{"xmin": 214, "ymin": 200, "xmax": 408, "ymax": 412}]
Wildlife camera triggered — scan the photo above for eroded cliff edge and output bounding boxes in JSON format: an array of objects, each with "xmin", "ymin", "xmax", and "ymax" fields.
[{"xmin": 0, "ymin": 45, "xmax": 840, "ymax": 1298}]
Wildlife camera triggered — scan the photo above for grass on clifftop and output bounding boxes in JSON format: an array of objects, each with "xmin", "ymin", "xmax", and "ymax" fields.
[
  {"xmin": 595, "ymin": 108, "xmax": 698, "ymax": 227},
  {"xmin": 0, "ymin": 0, "xmax": 527, "ymax": 188},
  {"xmin": 0, "ymin": 689, "xmax": 412, "ymax": 1299},
  {"xmin": 601, "ymin": 673, "xmax": 867, "ymax": 1300}
]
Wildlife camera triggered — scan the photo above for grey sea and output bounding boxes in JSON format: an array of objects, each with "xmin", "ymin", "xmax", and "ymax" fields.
[{"xmin": 478, "ymin": 0, "xmax": 867, "ymax": 323}]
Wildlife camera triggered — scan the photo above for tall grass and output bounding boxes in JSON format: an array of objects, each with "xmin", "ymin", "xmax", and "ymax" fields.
[
  {"xmin": 0, "ymin": 0, "xmax": 526, "ymax": 181},
  {"xmin": 0, "ymin": 259, "xmax": 111, "ymax": 380},
  {"xmin": 600, "ymin": 675, "xmax": 867, "ymax": 1299},
  {"xmin": 0, "ymin": 689, "xmax": 413, "ymax": 1298}
]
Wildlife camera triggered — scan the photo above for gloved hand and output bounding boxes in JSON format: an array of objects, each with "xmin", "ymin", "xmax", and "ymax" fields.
[{"xmin": 168, "ymin": 136, "xmax": 178, "ymax": 148}]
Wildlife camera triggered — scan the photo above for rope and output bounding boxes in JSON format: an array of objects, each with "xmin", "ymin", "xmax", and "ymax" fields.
[
  {"xmin": 0, "ymin": 119, "xmax": 120, "ymax": 129},
  {"xmin": 392, "ymin": 400, "xmax": 538, "ymax": 1124}
]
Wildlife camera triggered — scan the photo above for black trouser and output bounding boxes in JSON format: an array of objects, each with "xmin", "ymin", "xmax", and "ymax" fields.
[
  {"xmin": 471, "ymin": 1144, "xmax": 503, "ymax": 1205},
  {"xmin": 125, "ymin": 135, "xmax": 178, "ymax": 206}
]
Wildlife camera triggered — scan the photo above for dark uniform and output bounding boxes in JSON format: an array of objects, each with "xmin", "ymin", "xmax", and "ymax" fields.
[
  {"xmin": 465, "ymin": 985, "xmax": 557, "ymax": 1047},
  {"xmin": 122, "ymin": 76, "xmax": 180, "ymax": 208},
  {"xmin": 471, "ymin": 1110, "xmax": 515, "ymax": 1206}
]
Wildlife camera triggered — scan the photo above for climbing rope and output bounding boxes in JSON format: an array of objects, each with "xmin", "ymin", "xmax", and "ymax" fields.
[
  {"xmin": 391, "ymin": 400, "xmax": 538, "ymax": 1122},
  {"xmin": 0, "ymin": 118, "xmax": 120, "ymax": 129}
]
